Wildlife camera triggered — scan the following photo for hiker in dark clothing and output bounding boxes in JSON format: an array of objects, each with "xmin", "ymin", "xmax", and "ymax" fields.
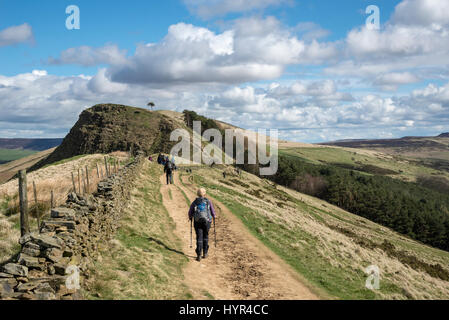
[
  {"xmin": 164, "ymin": 160, "xmax": 174, "ymax": 184},
  {"xmin": 188, "ymin": 188, "xmax": 216, "ymax": 261}
]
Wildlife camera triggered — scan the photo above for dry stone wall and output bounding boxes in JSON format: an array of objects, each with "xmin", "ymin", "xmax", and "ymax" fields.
[{"xmin": 0, "ymin": 154, "xmax": 145, "ymax": 300}]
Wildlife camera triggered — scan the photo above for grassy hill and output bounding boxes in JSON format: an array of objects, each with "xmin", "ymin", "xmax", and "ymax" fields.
[
  {"xmin": 0, "ymin": 148, "xmax": 56, "ymax": 184},
  {"xmin": 0, "ymin": 149, "xmax": 37, "ymax": 165},
  {"xmin": 2, "ymin": 105, "xmax": 448, "ymax": 300},
  {"xmin": 320, "ymin": 135, "xmax": 449, "ymax": 168},
  {"xmin": 178, "ymin": 165, "xmax": 449, "ymax": 299},
  {"xmin": 32, "ymin": 104, "xmax": 184, "ymax": 170}
]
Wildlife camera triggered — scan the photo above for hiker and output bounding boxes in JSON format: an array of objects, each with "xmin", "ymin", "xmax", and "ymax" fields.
[
  {"xmin": 164, "ymin": 159, "xmax": 174, "ymax": 185},
  {"xmin": 223, "ymin": 171, "xmax": 226, "ymax": 179},
  {"xmin": 157, "ymin": 153, "xmax": 163, "ymax": 165},
  {"xmin": 188, "ymin": 188, "xmax": 216, "ymax": 261}
]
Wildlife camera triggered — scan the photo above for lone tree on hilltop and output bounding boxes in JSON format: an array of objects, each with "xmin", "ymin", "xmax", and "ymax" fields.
[{"xmin": 147, "ymin": 102, "xmax": 155, "ymax": 111}]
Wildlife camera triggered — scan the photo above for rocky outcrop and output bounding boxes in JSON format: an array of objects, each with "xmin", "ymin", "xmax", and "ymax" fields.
[
  {"xmin": 32, "ymin": 104, "xmax": 178, "ymax": 170},
  {"xmin": 0, "ymin": 154, "xmax": 145, "ymax": 300}
]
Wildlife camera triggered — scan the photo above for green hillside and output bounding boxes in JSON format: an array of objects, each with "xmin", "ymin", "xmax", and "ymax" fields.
[
  {"xmin": 179, "ymin": 165, "xmax": 449, "ymax": 300},
  {"xmin": 0, "ymin": 148, "xmax": 37, "ymax": 164}
]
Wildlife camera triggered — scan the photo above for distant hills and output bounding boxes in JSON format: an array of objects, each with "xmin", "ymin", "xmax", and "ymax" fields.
[
  {"xmin": 0, "ymin": 138, "xmax": 62, "ymax": 151},
  {"xmin": 320, "ymin": 133, "xmax": 449, "ymax": 162},
  {"xmin": 0, "ymin": 138, "xmax": 62, "ymax": 166}
]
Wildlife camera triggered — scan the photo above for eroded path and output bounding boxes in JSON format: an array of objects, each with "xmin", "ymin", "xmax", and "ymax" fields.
[{"xmin": 159, "ymin": 171, "xmax": 318, "ymax": 300}]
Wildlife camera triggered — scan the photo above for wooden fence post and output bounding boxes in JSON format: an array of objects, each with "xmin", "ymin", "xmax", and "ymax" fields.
[
  {"xmin": 85, "ymin": 166, "xmax": 90, "ymax": 193},
  {"xmin": 71, "ymin": 172, "xmax": 77, "ymax": 194},
  {"xmin": 114, "ymin": 158, "xmax": 117, "ymax": 174},
  {"xmin": 32, "ymin": 181, "xmax": 39, "ymax": 233},
  {"xmin": 82, "ymin": 171, "xmax": 86, "ymax": 195},
  {"xmin": 51, "ymin": 190, "xmax": 54, "ymax": 209},
  {"xmin": 100, "ymin": 165, "xmax": 104, "ymax": 179},
  {"xmin": 19, "ymin": 170, "xmax": 29, "ymax": 237},
  {"xmin": 104, "ymin": 157, "xmax": 109, "ymax": 177},
  {"xmin": 96, "ymin": 163, "xmax": 100, "ymax": 179},
  {"xmin": 78, "ymin": 168, "xmax": 81, "ymax": 194}
]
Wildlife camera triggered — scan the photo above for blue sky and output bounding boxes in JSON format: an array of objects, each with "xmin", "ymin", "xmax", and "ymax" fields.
[{"xmin": 0, "ymin": 0, "xmax": 448, "ymax": 142}]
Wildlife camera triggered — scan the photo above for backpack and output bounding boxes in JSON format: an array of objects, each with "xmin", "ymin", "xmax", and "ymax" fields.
[
  {"xmin": 166, "ymin": 161, "xmax": 173, "ymax": 173},
  {"xmin": 194, "ymin": 198, "xmax": 212, "ymax": 224}
]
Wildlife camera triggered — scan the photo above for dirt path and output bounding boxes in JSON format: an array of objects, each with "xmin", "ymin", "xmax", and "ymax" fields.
[{"xmin": 159, "ymin": 171, "xmax": 319, "ymax": 300}]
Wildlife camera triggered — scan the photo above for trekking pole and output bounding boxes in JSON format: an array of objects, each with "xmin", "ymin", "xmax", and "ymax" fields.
[
  {"xmin": 190, "ymin": 219, "xmax": 193, "ymax": 248},
  {"xmin": 214, "ymin": 217, "xmax": 217, "ymax": 247}
]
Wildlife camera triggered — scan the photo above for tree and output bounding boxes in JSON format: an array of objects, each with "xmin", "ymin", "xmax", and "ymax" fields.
[{"xmin": 147, "ymin": 102, "xmax": 155, "ymax": 111}]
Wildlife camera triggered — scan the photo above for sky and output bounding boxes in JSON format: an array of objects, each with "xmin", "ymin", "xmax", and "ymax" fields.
[{"xmin": 0, "ymin": 0, "xmax": 448, "ymax": 143}]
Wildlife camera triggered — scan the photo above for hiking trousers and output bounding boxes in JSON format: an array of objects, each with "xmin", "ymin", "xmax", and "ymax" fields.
[
  {"xmin": 194, "ymin": 220, "xmax": 211, "ymax": 257},
  {"xmin": 166, "ymin": 172, "xmax": 173, "ymax": 184}
]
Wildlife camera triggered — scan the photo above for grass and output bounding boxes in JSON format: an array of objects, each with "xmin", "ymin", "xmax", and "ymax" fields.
[
  {"xmin": 280, "ymin": 146, "xmax": 448, "ymax": 182},
  {"xmin": 84, "ymin": 162, "xmax": 192, "ymax": 300},
  {"xmin": 0, "ymin": 148, "xmax": 37, "ymax": 164},
  {"xmin": 42, "ymin": 154, "xmax": 88, "ymax": 168},
  {"xmin": 181, "ymin": 167, "xmax": 449, "ymax": 300}
]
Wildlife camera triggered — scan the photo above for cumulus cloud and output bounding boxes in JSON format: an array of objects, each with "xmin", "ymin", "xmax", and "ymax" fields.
[
  {"xmin": 183, "ymin": 0, "xmax": 291, "ymax": 19},
  {"xmin": 325, "ymin": 0, "xmax": 449, "ymax": 90},
  {"xmin": 105, "ymin": 17, "xmax": 335, "ymax": 85},
  {"xmin": 0, "ymin": 69, "xmax": 447, "ymax": 141},
  {"xmin": 0, "ymin": 23, "xmax": 33, "ymax": 47},
  {"xmin": 47, "ymin": 44, "xmax": 128, "ymax": 67},
  {"xmin": 392, "ymin": 0, "xmax": 449, "ymax": 27}
]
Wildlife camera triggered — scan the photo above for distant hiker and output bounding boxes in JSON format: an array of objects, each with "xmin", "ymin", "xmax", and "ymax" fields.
[
  {"xmin": 223, "ymin": 171, "xmax": 226, "ymax": 179},
  {"xmin": 236, "ymin": 168, "xmax": 241, "ymax": 177},
  {"xmin": 157, "ymin": 153, "xmax": 163, "ymax": 165},
  {"xmin": 149, "ymin": 156, "xmax": 153, "ymax": 162},
  {"xmin": 164, "ymin": 160, "xmax": 174, "ymax": 184},
  {"xmin": 188, "ymin": 188, "xmax": 216, "ymax": 262}
]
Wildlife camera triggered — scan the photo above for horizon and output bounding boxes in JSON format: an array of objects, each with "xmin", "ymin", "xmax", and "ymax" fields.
[{"xmin": 0, "ymin": 0, "xmax": 448, "ymax": 143}]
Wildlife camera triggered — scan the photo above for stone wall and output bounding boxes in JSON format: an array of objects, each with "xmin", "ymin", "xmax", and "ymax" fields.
[{"xmin": 0, "ymin": 154, "xmax": 145, "ymax": 300}]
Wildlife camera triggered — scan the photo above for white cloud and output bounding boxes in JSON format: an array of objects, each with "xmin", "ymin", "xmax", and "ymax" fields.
[
  {"xmin": 48, "ymin": 44, "xmax": 128, "ymax": 67},
  {"xmin": 393, "ymin": 0, "xmax": 449, "ymax": 27},
  {"xmin": 0, "ymin": 69, "xmax": 447, "ymax": 141},
  {"xmin": 105, "ymin": 17, "xmax": 335, "ymax": 85},
  {"xmin": 0, "ymin": 23, "xmax": 33, "ymax": 47}
]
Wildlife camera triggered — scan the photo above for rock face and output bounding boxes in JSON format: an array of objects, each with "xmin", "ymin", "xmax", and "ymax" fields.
[
  {"xmin": 0, "ymin": 154, "xmax": 144, "ymax": 300},
  {"xmin": 32, "ymin": 104, "xmax": 177, "ymax": 170}
]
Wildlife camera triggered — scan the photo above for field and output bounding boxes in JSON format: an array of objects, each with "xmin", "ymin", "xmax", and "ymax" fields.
[
  {"xmin": 0, "ymin": 149, "xmax": 37, "ymax": 164},
  {"xmin": 279, "ymin": 146, "xmax": 449, "ymax": 183}
]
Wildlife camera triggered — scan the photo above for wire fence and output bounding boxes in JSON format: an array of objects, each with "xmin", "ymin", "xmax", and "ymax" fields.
[{"xmin": 1, "ymin": 156, "xmax": 128, "ymax": 234}]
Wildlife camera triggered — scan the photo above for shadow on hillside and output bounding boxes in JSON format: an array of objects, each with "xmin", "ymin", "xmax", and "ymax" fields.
[{"xmin": 147, "ymin": 236, "xmax": 196, "ymax": 259}]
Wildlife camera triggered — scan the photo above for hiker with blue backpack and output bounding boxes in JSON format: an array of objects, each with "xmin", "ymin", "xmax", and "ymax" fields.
[{"xmin": 188, "ymin": 188, "xmax": 216, "ymax": 262}]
